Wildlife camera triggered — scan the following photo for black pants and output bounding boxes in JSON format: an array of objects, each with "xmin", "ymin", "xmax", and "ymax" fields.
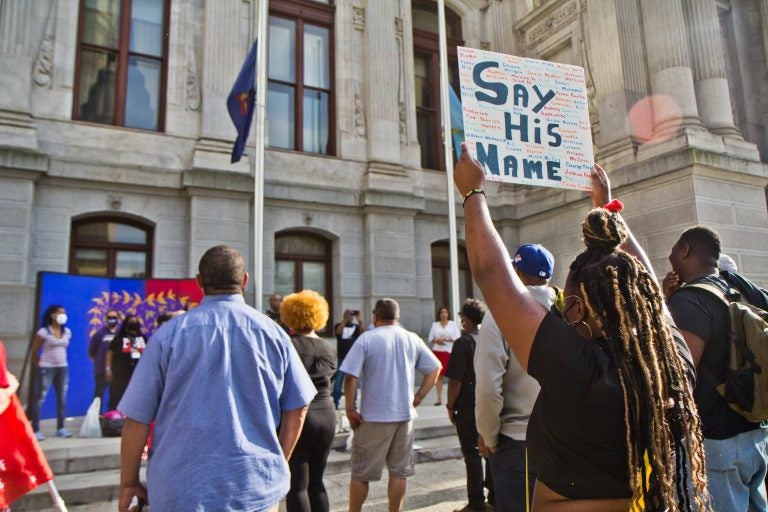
[
  {"xmin": 455, "ymin": 407, "xmax": 494, "ymax": 511},
  {"xmin": 93, "ymin": 373, "xmax": 108, "ymax": 403},
  {"xmin": 108, "ymin": 372, "xmax": 132, "ymax": 411},
  {"xmin": 489, "ymin": 434, "xmax": 535, "ymax": 512},
  {"xmin": 286, "ymin": 404, "xmax": 336, "ymax": 512}
]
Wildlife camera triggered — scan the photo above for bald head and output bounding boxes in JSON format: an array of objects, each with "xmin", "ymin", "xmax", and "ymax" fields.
[{"xmin": 198, "ymin": 245, "xmax": 247, "ymax": 295}]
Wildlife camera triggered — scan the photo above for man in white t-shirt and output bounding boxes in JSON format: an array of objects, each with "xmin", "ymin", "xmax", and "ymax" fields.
[{"xmin": 340, "ymin": 298, "xmax": 441, "ymax": 512}]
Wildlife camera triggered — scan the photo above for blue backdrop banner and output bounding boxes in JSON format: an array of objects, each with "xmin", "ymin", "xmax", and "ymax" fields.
[{"xmin": 35, "ymin": 272, "xmax": 202, "ymax": 419}]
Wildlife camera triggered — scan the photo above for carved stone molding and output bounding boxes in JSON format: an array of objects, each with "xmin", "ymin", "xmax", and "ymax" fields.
[
  {"xmin": 398, "ymin": 102, "xmax": 406, "ymax": 144},
  {"xmin": 516, "ymin": 1, "xmax": 578, "ymax": 49},
  {"xmin": 395, "ymin": 17, "xmax": 403, "ymax": 36},
  {"xmin": 33, "ymin": 0, "xmax": 56, "ymax": 87},
  {"xmin": 185, "ymin": 42, "xmax": 201, "ymax": 110},
  {"xmin": 353, "ymin": 7, "xmax": 365, "ymax": 30},
  {"xmin": 480, "ymin": 41, "xmax": 491, "ymax": 50},
  {"xmin": 354, "ymin": 92, "xmax": 366, "ymax": 137}
]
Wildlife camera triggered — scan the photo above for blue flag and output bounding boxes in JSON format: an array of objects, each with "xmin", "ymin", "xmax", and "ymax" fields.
[
  {"xmin": 227, "ymin": 41, "xmax": 258, "ymax": 163},
  {"xmin": 449, "ymin": 85, "xmax": 464, "ymax": 160}
]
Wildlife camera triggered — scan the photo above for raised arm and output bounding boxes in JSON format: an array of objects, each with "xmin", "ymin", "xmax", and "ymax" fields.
[{"xmin": 453, "ymin": 144, "xmax": 546, "ymax": 371}]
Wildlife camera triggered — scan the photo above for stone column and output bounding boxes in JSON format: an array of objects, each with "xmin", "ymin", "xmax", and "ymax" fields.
[
  {"xmin": 641, "ymin": 0, "xmax": 701, "ymax": 135},
  {"xmin": 192, "ymin": 0, "xmax": 247, "ymax": 171},
  {"xmin": 760, "ymin": 0, "xmax": 768, "ymax": 90},
  {"xmin": 584, "ymin": 0, "xmax": 650, "ymax": 164},
  {"xmin": 364, "ymin": 0, "xmax": 402, "ymax": 166},
  {"xmin": 684, "ymin": 0, "xmax": 740, "ymax": 138},
  {"xmin": 0, "ymin": 0, "xmax": 37, "ymax": 150}
]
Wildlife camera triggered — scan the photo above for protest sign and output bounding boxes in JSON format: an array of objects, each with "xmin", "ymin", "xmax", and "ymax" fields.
[{"xmin": 457, "ymin": 47, "xmax": 594, "ymax": 191}]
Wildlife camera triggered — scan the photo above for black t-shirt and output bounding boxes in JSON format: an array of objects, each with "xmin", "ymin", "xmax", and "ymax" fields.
[
  {"xmin": 291, "ymin": 334, "xmax": 336, "ymax": 409},
  {"xmin": 527, "ymin": 311, "xmax": 632, "ymax": 499},
  {"xmin": 334, "ymin": 322, "xmax": 361, "ymax": 361},
  {"xmin": 444, "ymin": 332, "xmax": 477, "ymax": 411},
  {"xmin": 108, "ymin": 333, "xmax": 147, "ymax": 377},
  {"xmin": 668, "ymin": 276, "xmax": 761, "ymax": 439}
]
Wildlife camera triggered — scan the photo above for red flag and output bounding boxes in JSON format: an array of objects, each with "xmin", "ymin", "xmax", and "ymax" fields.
[{"xmin": 0, "ymin": 395, "xmax": 54, "ymax": 507}]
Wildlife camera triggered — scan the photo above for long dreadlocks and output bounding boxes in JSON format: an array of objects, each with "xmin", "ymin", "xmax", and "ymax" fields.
[{"xmin": 569, "ymin": 207, "xmax": 709, "ymax": 512}]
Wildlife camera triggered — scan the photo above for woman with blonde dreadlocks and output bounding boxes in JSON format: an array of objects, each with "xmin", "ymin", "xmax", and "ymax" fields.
[{"xmin": 453, "ymin": 143, "xmax": 709, "ymax": 512}]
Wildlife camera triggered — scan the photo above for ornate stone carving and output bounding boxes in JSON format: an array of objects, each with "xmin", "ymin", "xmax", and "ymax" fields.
[
  {"xmin": 519, "ymin": 1, "xmax": 578, "ymax": 48},
  {"xmin": 353, "ymin": 7, "xmax": 365, "ymax": 30},
  {"xmin": 33, "ymin": 0, "xmax": 56, "ymax": 88},
  {"xmin": 107, "ymin": 194, "xmax": 123, "ymax": 211},
  {"xmin": 302, "ymin": 212, "xmax": 313, "ymax": 226},
  {"xmin": 185, "ymin": 39, "xmax": 201, "ymax": 111},
  {"xmin": 481, "ymin": 41, "xmax": 491, "ymax": 50},
  {"xmin": 395, "ymin": 17, "xmax": 403, "ymax": 36},
  {"xmin": 354, "ymin": 92, "xmax": 366, "ymax": 137},
  {"xmin": 398, "ymin": 102, "xmax": 406, "ymax": 144}
]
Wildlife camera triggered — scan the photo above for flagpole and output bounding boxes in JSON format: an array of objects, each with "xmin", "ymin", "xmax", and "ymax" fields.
[
  {"xmin": 437, "ymin": 0, "xmax": 461, "ymax": 321},
  {"xmin": 252, "ymin": 0, "xmax": 269, "ymax": 311}
]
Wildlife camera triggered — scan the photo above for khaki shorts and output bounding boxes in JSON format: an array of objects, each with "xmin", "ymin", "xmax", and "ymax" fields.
[{"xmin": 350, "ymin": 420, "xmax": 415, "ymax": 481}]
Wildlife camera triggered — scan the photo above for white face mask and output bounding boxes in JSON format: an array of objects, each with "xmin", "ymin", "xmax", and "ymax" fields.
[{"xmin": 55, "ymin": 313, "xmax": 68, "ymax": 326}]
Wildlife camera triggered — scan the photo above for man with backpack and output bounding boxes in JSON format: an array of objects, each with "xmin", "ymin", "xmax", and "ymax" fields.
[{"xmin": 666, "ymin": 226, "xmax": 768, "ymax": 511}]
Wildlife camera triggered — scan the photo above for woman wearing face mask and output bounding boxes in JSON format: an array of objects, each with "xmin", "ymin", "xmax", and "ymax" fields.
[
  {"xmin": 29, "ymin": 304, "xmax": 72, "ymax": 440},
  {"xmin": 106, "ymin": 314, "xmax": 146, "ymax": 411}
]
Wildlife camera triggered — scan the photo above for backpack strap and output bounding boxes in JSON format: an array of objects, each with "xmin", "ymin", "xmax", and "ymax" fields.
[{"xmin": 683, "ymin": 282, "xmax": 730, "ymax": 307}]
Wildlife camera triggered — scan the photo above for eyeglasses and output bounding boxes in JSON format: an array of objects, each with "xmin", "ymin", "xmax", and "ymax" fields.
[{"xmin": 107, "ymin": 316, "xmax": 119, "ymax": 320}]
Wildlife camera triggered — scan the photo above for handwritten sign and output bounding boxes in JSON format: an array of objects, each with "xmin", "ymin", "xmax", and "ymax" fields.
[{"xmin": 457, "ymin": 47, "xmax": 594, "ymax": 191}]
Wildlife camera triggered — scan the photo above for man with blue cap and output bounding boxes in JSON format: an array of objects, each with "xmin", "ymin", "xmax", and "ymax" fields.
[{"xmin": 475, "ymin": 243, "xmax": 556, "ymax": 512}]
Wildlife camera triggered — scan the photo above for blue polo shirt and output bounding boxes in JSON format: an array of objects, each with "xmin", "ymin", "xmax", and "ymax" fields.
[{"xmin": 119, "ymin": 294, "xmax": 316, "ymax": 511}]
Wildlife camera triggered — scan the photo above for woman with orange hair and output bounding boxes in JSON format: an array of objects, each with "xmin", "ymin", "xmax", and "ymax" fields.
[{"xmin": 281, "ymin": 290, "xmax": 337, "ymax": 512}]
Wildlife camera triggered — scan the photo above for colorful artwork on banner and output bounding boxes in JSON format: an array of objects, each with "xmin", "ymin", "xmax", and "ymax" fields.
[
  {"xmin": 36, "ymin": 272, "xmax": 203, "ymax": 418},
  {"xmin": 457, "ymin": 46, "xmax": 594, "ymax": 191}
]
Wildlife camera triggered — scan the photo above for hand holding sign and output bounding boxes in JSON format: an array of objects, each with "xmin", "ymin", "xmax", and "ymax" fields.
[{"xmin": 454, "ymin": 143, "xmax": 486, "ymax": 198}]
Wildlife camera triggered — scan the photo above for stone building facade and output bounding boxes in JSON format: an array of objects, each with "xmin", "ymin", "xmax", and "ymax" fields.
[{"xmin": 1, "ymin": 0, "xmax": 767, "ymax": 374}]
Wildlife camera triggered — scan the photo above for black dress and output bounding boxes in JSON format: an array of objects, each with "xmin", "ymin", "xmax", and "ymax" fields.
[{"xmin": 286, "ymin": 334, "xmax": 337, "ymax": 512}]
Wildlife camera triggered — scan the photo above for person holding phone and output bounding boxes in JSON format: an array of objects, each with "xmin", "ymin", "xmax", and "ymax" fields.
[{"xmin": 333, "ymin": 309, "xmax": 363, "ymax": 409}]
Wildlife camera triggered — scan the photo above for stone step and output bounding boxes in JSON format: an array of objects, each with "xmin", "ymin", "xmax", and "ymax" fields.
[
  {"xmin": 13, "ymin": 436, "xmax": 462, "ymax": 511},
  {"xmin": 34, "ymin": 416, "xmax": 456, "ymax": 477}
]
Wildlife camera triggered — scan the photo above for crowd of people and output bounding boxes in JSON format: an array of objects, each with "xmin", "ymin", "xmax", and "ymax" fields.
[{"xmin": 9, "ymin": 148, "xmax": 768, "ymax": 512}]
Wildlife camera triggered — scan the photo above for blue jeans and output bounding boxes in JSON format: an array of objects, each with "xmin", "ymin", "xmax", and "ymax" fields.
[
  {"xmin": 332, "ymin": 369, "xmax": 345, "ymax": 408},
  {"xmin": 30, "ymin": 366, "xmax": 69, "ymax": 430},
  {"xmin": 704, "ymin": 428, "xmax": 768, "ymax": 512},
  {"xmin": 488, "ymin": 435, "xmax": 535, "ymax": 512}
]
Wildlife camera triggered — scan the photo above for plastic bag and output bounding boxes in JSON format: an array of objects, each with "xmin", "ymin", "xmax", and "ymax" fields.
[{"xmin": 79, "ymin": 397, "xmax": 102, "ymax": 438}]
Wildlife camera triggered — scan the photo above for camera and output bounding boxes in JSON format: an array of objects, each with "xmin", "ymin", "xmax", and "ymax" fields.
[{"xmin": 351, "ymin": 310, "xmax": 359, "ymax": 316}]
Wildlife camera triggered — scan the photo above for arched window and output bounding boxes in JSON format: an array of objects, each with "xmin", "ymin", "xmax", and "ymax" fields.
[
  {"xmin": 412, "ymin": 1, "xmax": 463, "ymax": 171},
  {"xmin": 431, "ymin": 241, "xmax": 472, "ymax": 313},
  {"xmin": 274, "ymin": 231, "xmax": 333, "ymax": 330},
  {"xmin": 69, "ymin": 216, "xmax": 153, "ymax": 278}
]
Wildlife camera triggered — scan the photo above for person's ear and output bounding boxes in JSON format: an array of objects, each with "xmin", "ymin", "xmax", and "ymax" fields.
[
  {"xmin": 241, "ymin": 272, "xmax": 249, "ymax": 290},
  {"xmin": 680, "ymin": 243, "xmax": 691, "ymax": 259},
  {"xmin": 572, "ymin": 297, "xmax": 586, "ymax": 323},
  {"xmin": 196, "ymin": 274, "xmax": 203, "ymax": 290}
]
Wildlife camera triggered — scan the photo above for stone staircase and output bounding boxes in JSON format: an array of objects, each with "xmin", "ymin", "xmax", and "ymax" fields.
[{"xmin": 12, "ymin": 406, "xmax": 463, "ymax": 511}]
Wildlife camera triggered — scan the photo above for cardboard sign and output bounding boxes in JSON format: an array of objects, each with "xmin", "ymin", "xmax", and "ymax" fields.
[{"xmin": 457, "ymin": 47, "xmax": 594, "ymax": 191}]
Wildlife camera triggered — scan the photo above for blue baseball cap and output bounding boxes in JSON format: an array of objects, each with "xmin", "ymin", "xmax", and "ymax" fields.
[{"xmin": 513, "ymin": 244, "xmax": 554, "ymax": 279}]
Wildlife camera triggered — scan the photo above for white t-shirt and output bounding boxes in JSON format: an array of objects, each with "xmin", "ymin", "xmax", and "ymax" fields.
[
  {"xmin": 36, "ymin": 327, "xmax": 71, "ymax": 368},
  {"xmin": 428, "ymin": 320, "xmax": 461, "ymax": 353}
]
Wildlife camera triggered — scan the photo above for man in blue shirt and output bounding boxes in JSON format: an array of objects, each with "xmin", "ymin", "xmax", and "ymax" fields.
[
  {"xmin": 341, "ymin": 298, "xmax": 441, "ymax": 512},
  {"xmin": 117, "ymin": 245, "xmax": 316, "ymax": 512}
]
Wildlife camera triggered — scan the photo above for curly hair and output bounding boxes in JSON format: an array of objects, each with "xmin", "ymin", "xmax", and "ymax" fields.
[
  {"xmin": 281, "ymin": 290, "xmax": 329, "ymax": 332},
  {"xmin": 568, "ymin": 208, "xmax": 709, "ymax": 512}
]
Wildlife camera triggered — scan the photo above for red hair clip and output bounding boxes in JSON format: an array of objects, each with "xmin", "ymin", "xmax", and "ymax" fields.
[{"xmin": 603, "ymin": 199, "xmax": 624, "ymax": 213}]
